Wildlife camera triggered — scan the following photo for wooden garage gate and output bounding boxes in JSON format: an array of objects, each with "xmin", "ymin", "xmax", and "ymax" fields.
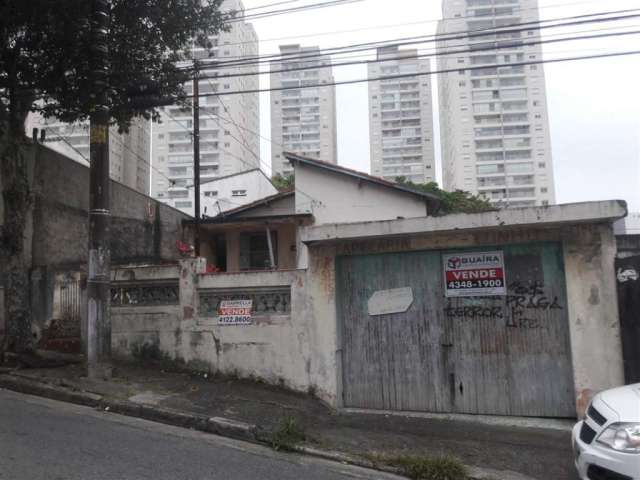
[{"xmin": 336, "ymin": 242, "xmax": 575, "ymax": 418}]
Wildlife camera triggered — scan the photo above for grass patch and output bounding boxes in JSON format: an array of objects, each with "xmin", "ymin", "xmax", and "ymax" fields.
[
  {"xmin": 362, "ymin": 453, "xmax": 468, "ymax": 480},
  {"xmin": 269, "ymin": 416, "xmax": 306, "ymax": 452}
]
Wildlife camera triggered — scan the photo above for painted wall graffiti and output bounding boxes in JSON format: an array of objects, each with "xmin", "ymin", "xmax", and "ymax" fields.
[{"xmin": 445, "ymin": 280, "xmax": 564, "ymax": 329}]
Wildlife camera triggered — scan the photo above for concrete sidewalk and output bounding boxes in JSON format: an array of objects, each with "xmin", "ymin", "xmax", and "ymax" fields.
[{"xmin": 0, "ymin": 361, "xmax": 576, "ymax": 480}]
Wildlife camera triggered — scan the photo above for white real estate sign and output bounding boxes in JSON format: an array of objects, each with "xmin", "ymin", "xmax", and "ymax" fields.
[{"xmin": 218, "ymin": 299, "xmax": 253, "ymax": 325}]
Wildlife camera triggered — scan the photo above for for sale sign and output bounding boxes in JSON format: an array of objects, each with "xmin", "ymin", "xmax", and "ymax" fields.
[
  {"xmin": 443, "ymin": 251, "xmax": 506, "ymax": 297},
  {"xmin": 218, "ymin": 299, "xmax": 253, "ymax": 325}
]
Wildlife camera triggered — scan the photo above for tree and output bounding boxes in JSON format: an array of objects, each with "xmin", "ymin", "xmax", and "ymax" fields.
[
  {"xmin": 272, "ymin": 173, "xmax": 295, "ymax": 192},
  {"xmin": 0, "ymin": 0, "xmax": 229, "ymax": 354},
  {"xmin": 394, "ymin": 177, "xmax": 496, "ymax": 215}
]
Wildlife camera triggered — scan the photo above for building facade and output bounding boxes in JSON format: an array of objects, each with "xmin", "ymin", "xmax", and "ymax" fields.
[
  {"xmin": 437, "ymin": 0, "xmax": 556, "ymax": 207},
  {"xmin": 26, "ymin": 114, "xmax": 151, "ymax": 194},
  {"xmin": 151, "ymin": 0, "xmax": 260, "ymax": 213},
  {"xmin": 270, "ymin": 44, "xmax": 337, "ymax": 177},
  {"xmin": 368, "ymin": 46, "xmax": 436, "ymax": 184},
  {"xmin": 183, "ymin": 168, "xmax": 278, "ymax": 218}
]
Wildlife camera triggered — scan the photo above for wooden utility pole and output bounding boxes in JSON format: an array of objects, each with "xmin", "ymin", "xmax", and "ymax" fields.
[
  {"xmin": 193, "ymin": 64, "xmax": 201, "ymax": 256},
  {"xmin": 87, "ymin": 0, "xmax": 113, "ymax": 379}
]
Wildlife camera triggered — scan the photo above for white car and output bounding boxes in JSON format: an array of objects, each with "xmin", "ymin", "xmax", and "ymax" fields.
[{"xmin": 573, "ymin": 383, "xmax": 640, "ymax": 479}]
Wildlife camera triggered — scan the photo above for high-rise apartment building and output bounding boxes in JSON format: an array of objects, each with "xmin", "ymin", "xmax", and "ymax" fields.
[
  {"xmin": 270, "ymin": 44, "xmax": 337, "ymax": 177},
  {"xmin": 437, "ymin": 0, "xmax": 555, "ymax": 207},
  {"xmin": 151, "ymin": 0, "xmax": 259, "ymax": 213},
  {"xmin": 368, "ymin": 46, "xmax": 436, "ymax": 184},
  {"xmin": 26, "ymin": 114, "xmax": 151, "ymax": 194}
]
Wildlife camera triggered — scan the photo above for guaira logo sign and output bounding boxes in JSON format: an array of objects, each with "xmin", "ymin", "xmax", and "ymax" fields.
[{"xmin": 443, "ymin": 251, "xmax": 507, "ymax": 298}]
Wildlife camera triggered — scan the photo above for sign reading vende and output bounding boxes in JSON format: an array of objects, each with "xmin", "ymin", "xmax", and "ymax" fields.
[
  {"xmin": 218, "ymin": 299, "xmax": 253, "ymax": 325},
  {"xmin": 443, "ymin": 251, "xmax": 506, "ymax": 297}
]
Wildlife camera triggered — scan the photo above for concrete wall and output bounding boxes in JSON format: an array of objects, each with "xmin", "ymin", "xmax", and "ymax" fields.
[
  {"xmin": 1, "ymin": 142, "xmax": 190, "ymax": 348},
  {"xmin": 108, "ymin": 210, "xmax": 624, "ymax": 416},
  {"xmin": 304, "ymin": 222, "xmax": 624, "ymax": 416},
  {"xmin": 564, "ymin": 224, "xmax": 624, "ymax": 414},
  {"xmin": 295, "ymin": 162, "xmax": 428, "ymax": 225},
  {"xmin": 111, "ymin": 261, "xmax": 339, "ymax": 405},
  {"xmin": 29, "ymin": 144, "xmax": 188, "ymax": 268}
]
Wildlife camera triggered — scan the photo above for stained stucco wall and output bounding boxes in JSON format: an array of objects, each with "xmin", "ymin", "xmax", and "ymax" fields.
[
  {"xmin": 3, "ymin": 144, "xmax": 191, "ymax": 346},
  {"xmin": 109, "ymin": 221, "xmax": 623, "ymax": 416},
  {"xmin": 295, "ymin": 163, "xmax": 428, "ymax": 225},
  {"xmin": 305, "ymin": 222, "xmax": 624, "ymax": 415},
  {"xmin": 30, "ymin": 144, "xmax": 189, "ymax": 268},
  {"xmin": 111, "ymin": 260, "xmax": 339, "ymax": 405}
]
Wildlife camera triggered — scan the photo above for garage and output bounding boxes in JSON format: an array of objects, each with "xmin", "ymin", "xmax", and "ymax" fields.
[{"xmin": 336, "ymin": 241, "xmax": 575, "ymax": 417}]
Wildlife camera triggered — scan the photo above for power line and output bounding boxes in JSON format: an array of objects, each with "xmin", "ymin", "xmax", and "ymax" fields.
[
  {"xmin": 198, "ymin": 9, "xmax": 640, "ymax": 68},
  {"xmin": 220, "ymin": 0, "xmax": 633, "ymax": 48},
  {"xmin": 217, "ymin": 94, "xmax": 262, "ymax": 160},
  {"xmin": 161, "ymin": 96, "xmax": 321, "ymax": 202},
  {"xmin": 243, "ymin": 0, "xmax": 310, "ymax": 12},
  {"xmin": 161, "ymin": 93, "xmax": 264, "ymax": 173},
  {"xmin": 56, "ymin": 135, "xmax": 91, "ymax": 163},
  {"xmin": 192, "ymin": 21, "xmax": 640, "ymax": 77},
  {"xmin": 185, "ymin": 27, "xmax": 640, "ymax": 81},
  {"xmin": 186, "ymin": 49, "xmax": 640, "ymax": 98},
  {"xmin": 224, "ymin": 0, "xmax": 365, "ymax": 23}
]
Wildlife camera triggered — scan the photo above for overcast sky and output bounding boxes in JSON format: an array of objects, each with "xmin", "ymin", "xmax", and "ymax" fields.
[{"xmin": 241, "ymin": 0, "xmax": 640, "ymax": 211}]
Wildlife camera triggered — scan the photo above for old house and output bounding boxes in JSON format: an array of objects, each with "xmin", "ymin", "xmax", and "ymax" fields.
[
  {"xmin": 191, "ymin": 152, "xmax": 440, "ymax": 272},
  {"xmin": 110, "ymin": 152, "xmax": 630, "ymax": 420}
]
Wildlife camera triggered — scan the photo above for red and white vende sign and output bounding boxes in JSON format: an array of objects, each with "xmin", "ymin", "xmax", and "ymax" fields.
[
  {"xmin": 442, "ymin": 251, "xmax": 507, "ymax": 297},
  {"xmin": 218, "ymin": 299, "xmax": 253, "ymax": 325}
]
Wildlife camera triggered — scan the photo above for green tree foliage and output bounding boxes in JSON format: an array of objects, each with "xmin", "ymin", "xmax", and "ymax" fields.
[
  {"xmin": 0, "ymin": 0, "xmax": 230, "ymax": 353},
  {"xmin": 394, "ymin": 177, "xmax": 496, "ymax": 215},
  {"xmin": 272, "ymin": 173, "xmax": 295, "ymax": 192}
]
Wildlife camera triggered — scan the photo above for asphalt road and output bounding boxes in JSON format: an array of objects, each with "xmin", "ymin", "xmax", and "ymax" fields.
[{"xmin": 0, "ymin": 389, "xmax": 402, "ymax": 480}]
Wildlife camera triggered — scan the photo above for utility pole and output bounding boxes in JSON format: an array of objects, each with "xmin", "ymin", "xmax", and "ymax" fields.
[
  {"xmin": 193, "ymin": 63, "xmax": 201, "ymax": 257},
  {"xmin": 87, "ymin": 0, "xmax": 112, "ymax": 379}
]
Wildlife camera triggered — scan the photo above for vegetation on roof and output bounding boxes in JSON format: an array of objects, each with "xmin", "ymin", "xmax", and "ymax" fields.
[
  {"xmin": 272, "ymin": 173, "xmax": 295, "ymax": 192},
  {"xmin": 394, "ymin": 177, "xmax": 496, "ymax": 215}
]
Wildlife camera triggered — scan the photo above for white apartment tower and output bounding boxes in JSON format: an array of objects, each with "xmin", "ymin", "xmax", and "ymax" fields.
[
  {"xmin": 437, "ymin": 0, "xmax": 556, "ymax": 207},
  {"xmin": 270, "ymin": 44, "xmax": 337, "ymax": 177},
  {"xmin": 368, "ymin": 46, "xmax": 436, "ymax": 184},
  {"xmin": 26, "ymin": 114, "xmax": 151, "ymax": 194},
  {"xmin": 151, "ymin": 0, "xmax": 260, "ymax": 213}
]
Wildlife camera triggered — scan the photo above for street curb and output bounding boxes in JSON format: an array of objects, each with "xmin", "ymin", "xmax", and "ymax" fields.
[
  {"xmin": 0, "ymin": 374, "xmax": 533, "ymax": 480},
  {"xmin": 0, "ymin": 373, "xmax": 103, "ymax": 408}
]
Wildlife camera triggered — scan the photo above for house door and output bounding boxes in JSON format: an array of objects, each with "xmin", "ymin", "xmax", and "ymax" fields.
[
  {"xmin": 337, "ymin": 242, "xmax": 575, "ymax": 417},
  {"xmin": 616, "ymin": 255, "xmax": 640, "ymax": 383}
]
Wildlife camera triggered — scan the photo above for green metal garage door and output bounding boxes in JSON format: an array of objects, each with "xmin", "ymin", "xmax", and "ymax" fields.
[{"xmin": 336, "ymin": 242, "xmax": 575, "ymax": 417}]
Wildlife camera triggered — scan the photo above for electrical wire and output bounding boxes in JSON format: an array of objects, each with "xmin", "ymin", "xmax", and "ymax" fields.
[
  {"xmin": 223, "ymin": 0, "xmax": 365, "ymax": 24},
  {"xmin": 219, "ymin": 0, "xmax": 635, "ymax": 48},
  {"xmin": 190, "ymin": 21, "xmax": 640, "ymax": 80},
  {"xmin": 56, "ymin": 135, "xmax": 91, "ymax": 163},
  {"xmin": 196, "ymin": 9, "xmax": 640, "ymax": 68},
  {"xmin": 188, "ymin": 49, "xmax": 640, "ymax": 97},
  {"xmin": 184, "ymin": 27, "xmax": 640, "ymax": 81},
  {"xmin": 161, "ymin": 95, "xmax": 263, "ymax": 173}
]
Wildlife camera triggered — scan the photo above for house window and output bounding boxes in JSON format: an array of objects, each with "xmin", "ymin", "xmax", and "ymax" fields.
[
  {"xmin": 175, "ymin": 201, "xmax": 192, "ymax": 208},
  {"xmin": 204, "ymin": 191, "xmax": 218, "ymax": 197},
  {"xmin": 239, "ymin": 232, "xmax": 278, "ymax": 270},
  {"xmin": 232, "ymin": 189, "xmax": 247, "ymax": 197}
]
